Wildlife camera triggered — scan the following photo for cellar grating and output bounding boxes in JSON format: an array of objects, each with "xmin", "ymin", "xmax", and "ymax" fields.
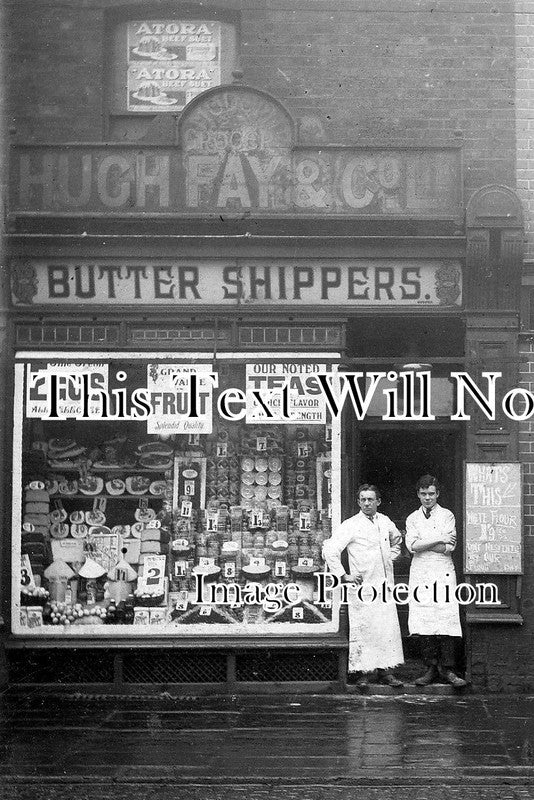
[
  {"xmin": 122, "ymin": 650, "xmax": 226, "ymax": 684},
  {"xmin": 7, "ymin": 649, "xmax": 115, "ymax": 684},
  {"xmin": 236, "ymin": 650, "xmax": 339, "ymax": 682}
]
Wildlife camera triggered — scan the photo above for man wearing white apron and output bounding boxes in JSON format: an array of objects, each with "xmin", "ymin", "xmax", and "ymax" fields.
[
  {"xmin": 405, "ymin": 474, "xmax": 466, "ymax": 688},
  {"xmin": 322, "ymin": 484, "xmax": 404, "ymax": 688}
]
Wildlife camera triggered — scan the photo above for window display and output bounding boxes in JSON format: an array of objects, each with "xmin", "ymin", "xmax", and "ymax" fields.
[{"xmin": 13, "ymin": 356, "xmax": 340, "ymax": 637}]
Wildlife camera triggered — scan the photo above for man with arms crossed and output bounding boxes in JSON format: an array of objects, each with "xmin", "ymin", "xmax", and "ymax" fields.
[
  {"xmin": 405, "ymin": 474, "xmax": 466, "ymax": 688},
  {"xmin": 322, "ymin": 484, "xmax": 404, "ymax": 688}
]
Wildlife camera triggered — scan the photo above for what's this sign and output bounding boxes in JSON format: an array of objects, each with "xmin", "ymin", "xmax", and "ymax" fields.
[
  {"xmin": 464, "ymin": 462, "xmax": 522, "ymax": 575},
  {"xmin": 9, "ymin": 87, "xmax": 462, "ymax": 220}
]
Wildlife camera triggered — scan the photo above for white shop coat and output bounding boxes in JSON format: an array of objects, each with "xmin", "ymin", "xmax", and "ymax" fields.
[
  {"xmin": 322, "ymin": 511, "xmax": 404, "ymax": 673},
  {"xmin": 405, "ymin": 504, "xmax": 462, "ymax": 637}
]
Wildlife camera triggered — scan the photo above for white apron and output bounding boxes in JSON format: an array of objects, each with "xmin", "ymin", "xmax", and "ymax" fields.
[
  {"xmin": 347, "ymin": 584, "xmax": 405, "ymax": 673},
  {"xmin": 324, "ymin": 512, "xmax": 404, "ymax": 673},
  {"xmin": 406, "ymin": 506, "xmax": 462, "ymax": 637},
  {"xmin": 408, "ymin": 550, "xmax": 462, "ymax": 636}
]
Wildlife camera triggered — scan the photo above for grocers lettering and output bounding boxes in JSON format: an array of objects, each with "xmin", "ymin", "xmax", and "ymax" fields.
[{"xmin": 10, "ymin": 87, "xmax": 462, "ymax": 219}]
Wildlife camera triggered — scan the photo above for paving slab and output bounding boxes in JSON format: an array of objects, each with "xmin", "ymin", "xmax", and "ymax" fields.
[{"xmin": 1, "ymin": 692, "xmax": 533, "ymax": 799}]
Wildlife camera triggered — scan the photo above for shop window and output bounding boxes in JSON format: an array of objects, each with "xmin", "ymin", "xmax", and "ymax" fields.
[
  {"xmin": 13, "ymin": 355, "xmax": 339, "ymax": 640},
  {"xmin": 106, "ymin": 9, "xmax": 238, "ymax": 142}
]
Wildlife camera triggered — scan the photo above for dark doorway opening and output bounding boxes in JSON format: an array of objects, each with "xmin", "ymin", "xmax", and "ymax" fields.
[
  {"xmin": 357, "ymin": 427, "xmax": 461, "ymax": 527},
  {"xmin": 349, "ymin": 425, "xmax": 465, "ymax": 676}
]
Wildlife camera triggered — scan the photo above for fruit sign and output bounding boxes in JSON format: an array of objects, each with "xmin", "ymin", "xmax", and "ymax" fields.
[{"xmin": 127, "ymin": 20, "xmax": 221, "ymax": 111}]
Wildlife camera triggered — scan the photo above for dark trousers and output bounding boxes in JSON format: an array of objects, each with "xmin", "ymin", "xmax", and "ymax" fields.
[{"xmin": 420, "ymin": 635, "xmax": 457, "ymax": 671}]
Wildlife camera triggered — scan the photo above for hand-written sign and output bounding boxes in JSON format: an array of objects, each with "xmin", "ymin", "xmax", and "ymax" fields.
[{"xmin": 464, "ymin": 462, "xmax": 522, "ymax": 574}]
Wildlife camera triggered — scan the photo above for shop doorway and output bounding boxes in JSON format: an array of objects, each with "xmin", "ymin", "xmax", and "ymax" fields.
[{"xmin": 345, "ymin": 425, "xmax": 465, "ymax": 672}]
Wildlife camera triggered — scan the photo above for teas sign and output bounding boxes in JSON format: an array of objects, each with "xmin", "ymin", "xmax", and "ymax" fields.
[
  {"xmin": 464, "ymin": 462, "xmax": 522, "ymax": 574},
  {"xmin": 127, "ymin": 20, "xmax": 221, "ymax": 111},
  {"xmin": 246, "ymin": 362, "xmax": 329, "ymax": 424}
]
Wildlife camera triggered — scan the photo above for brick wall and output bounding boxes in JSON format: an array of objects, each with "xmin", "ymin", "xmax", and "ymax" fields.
[
  {"xmin": 242, "ymin": 0, "xmax": 516, "ymax": 199},
  {"xmin": 6, "ymin": 0, "xmax": 517, "ymax": 198},
  {"xmin": 463, "ymin": 337, "xmax": 534, "ymax": 692},
  {"xmin": 471, "ymin": 336, "xmax": 534, "ymax": 692},
  {"xmin": 516, "ymin": 1, "xmax": 534, "ymax": 258}
]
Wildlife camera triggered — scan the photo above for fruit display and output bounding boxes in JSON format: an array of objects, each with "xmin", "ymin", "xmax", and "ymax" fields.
[
  {"xmin": 43, "ymin": 602, "xmax": 107, "ymax": 625},
  {"xmin": 20, "ymin": 586, "xmax": 49, "ymax": 606}
]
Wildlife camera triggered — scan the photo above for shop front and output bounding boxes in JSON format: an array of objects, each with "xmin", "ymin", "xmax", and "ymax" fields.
[{"xmin": 4, "ymin": 85, "xmax": 524, "ymax": 690}]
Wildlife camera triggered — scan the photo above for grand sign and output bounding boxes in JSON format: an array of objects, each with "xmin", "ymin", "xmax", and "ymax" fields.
[
  {"xmin": 9, "ymin": 87, "xmax": 462, "ymax": 219},
  {"xmin": 10, "ymin": 259, "xmax": 463, "ymax": 307}
]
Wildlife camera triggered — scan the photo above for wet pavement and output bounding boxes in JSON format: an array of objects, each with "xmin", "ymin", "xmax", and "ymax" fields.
[{"xmin": 0, "ymin": 691, "xmax": 533, "ymax": 799}]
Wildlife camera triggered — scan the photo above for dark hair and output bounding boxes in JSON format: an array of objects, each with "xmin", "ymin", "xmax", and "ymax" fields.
[
  {"xmin": 416, "ymin": 474, "xmax": 440, "ymax": 492},
  {"xmin": 357, "ymin": 483, "xmax": 381, "ymax": 500}
]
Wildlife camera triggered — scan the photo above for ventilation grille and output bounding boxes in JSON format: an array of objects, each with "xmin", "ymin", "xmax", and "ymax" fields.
[
  {"xmin": 236, "ymin": 650, "xmax": 338, "ymax": 682},
  {"xmin": 7, "ymin": 649, "xmax": 339, "ymax": 685},
  {"xmin": 7, "ymin": 649, "xmax": 115, "ymax": 683},
  {"xmin": 122, "ymin": 650, "xmax": 226, "ymax": 683}
]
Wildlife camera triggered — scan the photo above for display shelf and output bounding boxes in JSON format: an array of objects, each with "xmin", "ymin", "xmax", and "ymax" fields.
[
  {"xmin": 45, "ymin": 494, "xmax": 167, "ymax": 501},
  {"xmin": 37, "ymin": 468, "xmax": 171, "ymax": 475}
]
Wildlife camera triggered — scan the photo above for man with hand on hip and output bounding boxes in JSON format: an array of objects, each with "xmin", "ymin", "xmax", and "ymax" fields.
[{"xmin": 322, "ymin": 484, "xmax": 404, "ymax": 689}]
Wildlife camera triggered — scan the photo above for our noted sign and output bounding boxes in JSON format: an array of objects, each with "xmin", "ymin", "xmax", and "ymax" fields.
[
  {"xmin": 464, "ymin": 463, "xmax": 522, "ymax": 574},
  {"xmin": 11, "ymin": 259, "xmax": 463, "ymax": 308},
  {"xmin": 127, "ymin": 20, "xmax": 221, "ymax": 112},
  {"xmin": 246, "ymin": 362, "xmax": 329, "ymax": 423}
]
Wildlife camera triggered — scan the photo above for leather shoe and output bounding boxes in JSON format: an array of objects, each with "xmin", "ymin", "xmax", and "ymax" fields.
[
  {"xmin": 440, "ymin": 669, "xmax": 467, "ymax": 688},
  {"xmin": 377, "ymin": 671, "xmax": 404, "ymax": 688},
  {"xmin": 414, "ymin": 665, "xmax": 438, "ymax": 686}
]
